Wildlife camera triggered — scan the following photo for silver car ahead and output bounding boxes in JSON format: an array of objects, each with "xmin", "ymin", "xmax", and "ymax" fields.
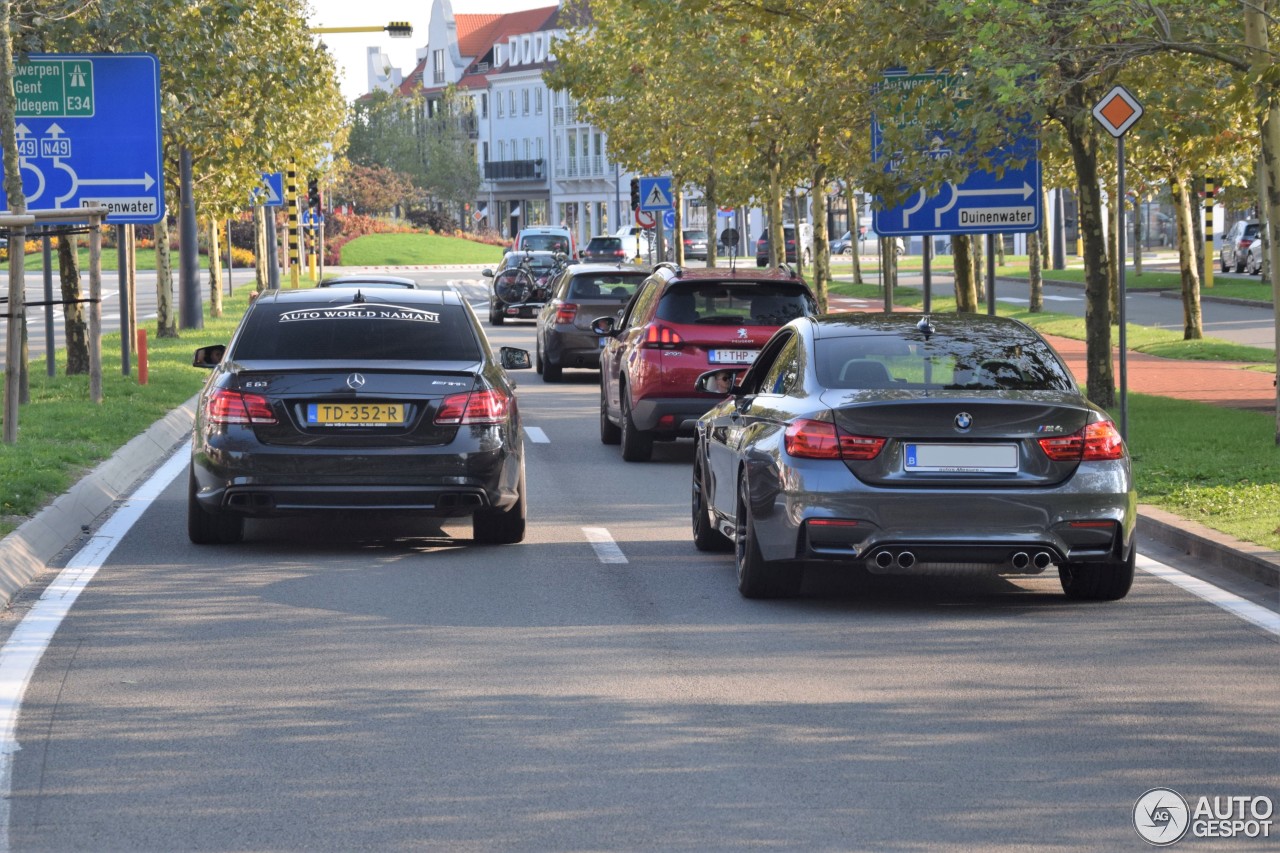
[{"xmin": 691, "ymin": 313, "xmax": 1136, "ymax": 600}]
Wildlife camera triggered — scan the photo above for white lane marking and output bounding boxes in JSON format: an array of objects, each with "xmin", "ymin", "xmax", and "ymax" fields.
[
  {"xmin": 583, "ymin": 527, "xmax": 627, "ymax": 564},
  {"xmin": 524, "ymin": 426, "xmax": 549, "ymax": 443},
  {"xmin": 999, "ymin": 294, "xmax": 1082, "ymax": 303},
  {"xmin": 0, "ymin": 447, "xmax": 188, "ymax": 853},
  {"xmin": 1139, "ymin": 555, "xmax": 1280, "ymax": 637}
]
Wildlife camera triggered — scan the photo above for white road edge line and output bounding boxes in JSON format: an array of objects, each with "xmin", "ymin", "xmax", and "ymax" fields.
[
  {"xmin": 0, "ymin": 446, "xmax": 188, "ymax": 853},
  {"xmin": 583, "ymin": 527, "xmax": 628, "ymax": 564},
  {"xmin": 1138, "ymin": 555, "xmax": 1280, "ymax": 637},
  {"xmin": 524, "ymin": 426, "xmax": 549, "ymax": 443}
]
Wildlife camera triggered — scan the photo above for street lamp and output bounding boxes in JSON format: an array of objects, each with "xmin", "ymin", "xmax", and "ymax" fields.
[{"xmin": 310, "ymin": 22, "xmax": 413, "ymax": 38}]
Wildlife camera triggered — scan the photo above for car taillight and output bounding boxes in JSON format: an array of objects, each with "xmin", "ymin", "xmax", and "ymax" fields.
[
  {"xmin": 435, "ymin": 389, "xmax": 510, "ymax": 425},
  {"xmin": 1038, "ymin": 420, "xmax": 1125, "ymax": 461},
  {"xmin": 206, "ymin": 389, "xmax": 277, "ymax": 425},
  {"xmin": 643, "ymin": 324, "xmax": 684, "ymax": 348},
  {"xmin": 555, "ymin": 302, "xmax": 578, "ymax": 324},
  {"xmin": 784, "ymin": 419, "xmax": 885, "ymax": 460},
  {"xmin": 614, "ymin": 249, "xmax": 625, "ymax": 257}
]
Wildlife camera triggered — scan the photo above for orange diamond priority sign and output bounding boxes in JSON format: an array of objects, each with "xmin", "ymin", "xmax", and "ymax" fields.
[{"xmin": 1093, "ymin": 85, "xmax": 1143, "ymax": 138}]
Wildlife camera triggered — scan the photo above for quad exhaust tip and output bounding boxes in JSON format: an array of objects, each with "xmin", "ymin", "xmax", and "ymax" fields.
[
  {"xmin": 1033, "ymin": 551, "xmax": 1053, "ymax": 570},
  {"xmin": 896, "ymin": 551, "xmax": 916, "ymax": 569},
  {"xmin": 874, "ymin": 551, "xmax": 894, "ymax": 569},
  {"xmin": 1011, "ymin": 552, "xmax": 1030, "ymax": 570}
]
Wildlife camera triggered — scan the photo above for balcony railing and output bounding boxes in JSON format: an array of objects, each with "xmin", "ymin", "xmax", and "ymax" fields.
[
  {"xmin": 483, "ymin": 159, "xmax": 544, "ymax": 181},
  {"xmin": 554, "ymin": 156, "xmax": 609, "ymax": 180}
]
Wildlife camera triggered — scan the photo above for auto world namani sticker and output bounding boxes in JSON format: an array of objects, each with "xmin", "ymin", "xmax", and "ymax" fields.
[{"xmin": 278, "ymin": 306, "xmax": 440, "ymax": 323}]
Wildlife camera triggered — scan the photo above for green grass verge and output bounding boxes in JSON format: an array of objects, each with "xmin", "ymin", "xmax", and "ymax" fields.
[
  {"xmin": 1, "ymin": 271, "xmax": 1276, "ymax": 552},
  {"xmin": 338, "ymin": 233, "xmax": 504, "ymax": 266},
  {"xmin": 1001, "ymin": 266, "xmax": 1274, "ymax": 302}
]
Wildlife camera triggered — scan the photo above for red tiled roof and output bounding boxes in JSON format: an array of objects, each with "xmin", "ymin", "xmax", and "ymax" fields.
[{"xmin": 456, "ymin": 5, "xmax": 559, "ymax": 62}]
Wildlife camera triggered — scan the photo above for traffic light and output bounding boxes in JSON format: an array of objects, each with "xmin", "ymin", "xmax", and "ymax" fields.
[
  {"xmin": 630, "ymin": 177, "xmax": 640, "ymax": 211},
  {"xmin": 307, "ymin": 178, "xmax": 321, "ymax": 210},
  {"xmin": 385, "ymin": 21, "xmax": 413, "ymax": 38}
]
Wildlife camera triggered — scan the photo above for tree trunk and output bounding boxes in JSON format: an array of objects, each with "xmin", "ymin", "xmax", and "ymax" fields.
[
  {"xmin": 1243, "ymin": 0, "xmax": 1280, "ymax": 442},
  {"xmin": 672, "ymin": 184, "xmax": 684, "ymax": 265},
  {"xmin": 972, "ymin": 234, "xmax": 985, "ymax": 301},
  {"xmin": 57, "ymin": 234, "xmax": 89, "ymax": 375},
  {"xmin": 704, "ymin": 172, "xmax": 718, "ymax": 268},
  {"xmin": 952, "ymin": 235, "xmax": 977, "ymax": 312},
  {"xmin": 767, "ymin": 141, "xmax": 784, "ymax": 268},
  {"xmin": 253, "ymin": 206, "xmax": 268, "ymax": 291},
  {"xmin": 155, "ymin": 217, "xmax": 178, "ymax": 338},
  {"xmin": 847, "ymin": 180, "xmax": 864, "ymax": 285},
  {"xmin": 1108, "ymin": 192, "xmax": 1120, "ymax": 318},
  {"xmin": 1191, "ymin": 176, "xmax": 1205, "ymax": 280},
  {"xmin": 995, "ymin": 233, "xmax": 1005, "ymax": 266},
  {"xmin": 1060, "ymin": 88, "xmax": 1115, "ymax": 408},
  {"xmin": 881, "ymin": 238, "xmax": 895, "ymax": 312},
  {"xmin": 207, "ymin": 219, "xmax": 224, "ymax": 318},
  {"xmin": 1040, "ymin": 191, "xmax": 1051, "ymax": 269},
  {"xmin": 811, "ymin": 160, "xmax": 830, "ymax": 313},
  {"xmin": 1133, "ymin": 196, "xmax": 1143, "ymax": 276},
  {"xmin": 1171, "ymin": 177, "xmax": 1204, "ymax": 340},
  {"xmin": 1028, "ymin": 231, "xmax": 1044, "ymax": 312},
  {"xmin": 790, "ymin": 186, "xmax": 805, "ymax": 278}
]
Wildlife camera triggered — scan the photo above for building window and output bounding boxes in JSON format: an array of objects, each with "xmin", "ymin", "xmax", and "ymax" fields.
[
  {"xmin": 480, "ymin": 93, "xmax": 488, "ymax": 119},
  {"xmin": 497, "ymin": 140, "xmax": 505, "ymax": 161},
  {"xmin": 496, "ymin": 93, "xmax": 504, "ymax": 118},
  {"xmin": 535, "ymin": 89, "xmax": 543, "ymax": 115},
  {"xmin": 537, "ymin": 138, "xmax": 544, "ymax": 161},
  {"xmin": 432, "ymin": 49, "xmax": 445, "ymax": 85},
  {"xmin": 483, "ymin": 141, "xmax": 489, "ymax": 162},
  {"xmin": 524, "ymin": 139, "xmax": 531, "ymax": 159},
  {"xmin": 523, "ymin": 88, "xmax": 530, "ymax": 115},
  {"xmin": 509, "ymin": 91, "xmax": 516, "ymax": 115}
]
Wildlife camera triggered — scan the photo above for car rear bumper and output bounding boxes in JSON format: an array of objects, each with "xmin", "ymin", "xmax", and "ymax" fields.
[
  {"xmin": 631, "ymin": 395, "xmax": 720, "ymax": 434},
  {"xmin": 544, "ymin": 329, "xmax": 604, "ymax": 369}
]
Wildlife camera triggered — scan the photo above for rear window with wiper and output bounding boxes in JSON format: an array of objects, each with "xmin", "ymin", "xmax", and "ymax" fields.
[
  {"xmin": 231, "ymin": 302, "xmax": 482, "ymax": 362},
  {"xmin": 655, "ymin": 283, "xmax": 814, "ymax": 325}
]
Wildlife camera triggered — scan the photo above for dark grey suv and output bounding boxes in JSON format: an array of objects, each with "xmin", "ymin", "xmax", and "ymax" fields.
[{"xmin": 535, "ymin": 263, "xmax": 648, "ymax": 382}]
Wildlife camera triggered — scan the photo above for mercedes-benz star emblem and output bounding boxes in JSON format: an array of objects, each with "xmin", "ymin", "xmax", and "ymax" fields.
[
  {"xmin": 954, "ymin": 411, "xmax": 973, "ymax": 431},
  {"xmin": 346, "ymin": 373, "xmax": 366, "ymax": 390}
]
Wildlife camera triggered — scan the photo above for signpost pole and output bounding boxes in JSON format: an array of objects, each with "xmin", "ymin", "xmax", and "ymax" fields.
[
  {"xmin": 922, "ymin": 236, "xmax": 932, "ymax": 314},
  {"xmin": 42, "ymin": 226, "xmax": 55, "ymax": 377},
  {"xmin": 986, "ymin": 233, "xmax": 996, "ymax": 315},
  {"xmin": 116, "ymin": 224, "xmax": 130, "ymax": 374},
  {"xmin": 178, "ymin": 146, "xmax": 202, "ymax": 329},
  {"xmin": 1118, "ymin": 135, "xmax": 1129, "ymax": 439}
]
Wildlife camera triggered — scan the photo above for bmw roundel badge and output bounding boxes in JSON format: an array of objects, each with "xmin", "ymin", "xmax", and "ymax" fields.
[{"xmin": 954, "ymin": 411, "xmax": 973, "ymax": 431}]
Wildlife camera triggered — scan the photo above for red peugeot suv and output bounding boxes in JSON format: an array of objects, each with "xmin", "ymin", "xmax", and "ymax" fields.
[{"xmin": 593, "ymin": 262, "xmax": 816, "ymax": 461}]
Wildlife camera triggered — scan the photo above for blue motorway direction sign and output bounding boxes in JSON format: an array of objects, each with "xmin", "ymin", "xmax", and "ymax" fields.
[
  {"xmin": 871, "ymin": 71, "xmax": 1040, "ymax": 236},
  {"xmin": 639, "ymin": 176, "xmax": 673, "ymax": 212},
  {"xmin": 3, "ymin": 53, "xmax": 163, "ymax": 224}
]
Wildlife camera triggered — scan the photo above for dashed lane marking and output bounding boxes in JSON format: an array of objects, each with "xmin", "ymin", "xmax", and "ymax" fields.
[{"xmin": 583, "ymin": 527, "xmax": 627, "ymax": 564}]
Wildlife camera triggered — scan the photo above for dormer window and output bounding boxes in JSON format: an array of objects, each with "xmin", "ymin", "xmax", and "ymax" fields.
[{"xmin": 432, "ymin": 49, "xmax": 445, "ymax": 85}]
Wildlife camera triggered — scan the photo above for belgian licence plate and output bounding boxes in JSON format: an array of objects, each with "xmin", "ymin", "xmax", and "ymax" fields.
[
  {"xmin": 709, "ymin": 349, "xmax": 758, "ymax": 365},
  {"xmin": 904, "ymin": 443, "xmax": 1018, "ymax": 473},
  {"xmin": 306, "ymin": 403, "xmax": 406, "ymax": 426}
]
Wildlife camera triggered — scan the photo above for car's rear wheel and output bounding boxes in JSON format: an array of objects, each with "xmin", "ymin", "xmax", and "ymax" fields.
[
  {"xmin": 735, "ymin": 476, "xmax": 802, "ymax": 598},
  {"xmin": 187, "ymin": 467, "xmax": 243, "ymax": 545},
  {"xmin": 472, "ymin": 465, "xmax": 526, "ymax": 545},
  {"xmin": 1059, "ymin": 545, "xmax": 1135, "ymax": 601},
  {"xmin": 841, "ymin": 246, "xmax": 853, "ymax": 256},
  {"xmin": 1235, "ymin": 256, "xmax": 1246, "ymax": 273},
  {"xmin": 541, "ymin": 350, "xmax": 562, "ymax": 383},
  {"xmin": 489, "ymin": 304, "xmax": 505, "ymax": 326},
  {"xmin": 692, "ymin": 452, "xmax": 732, "ymax": 552},
  {"xmin": 599, "ymin": 380, "xmax": 621, "ymax": 445},
  {"xmin": 620, "ymin": 390, "xmax": 653, "ymax": 462},
  {"xmin": 534, "ymin": 340, "xmax": 544, "ymax": 374},
  {"xmin": 1220, "ymin": 253, "xmax": 1230, "ymax": 273}
]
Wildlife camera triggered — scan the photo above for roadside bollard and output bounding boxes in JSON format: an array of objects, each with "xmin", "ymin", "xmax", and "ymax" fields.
[{"xmin": 137, "ymin": 329, "xmax": 148, "ymax": 385}]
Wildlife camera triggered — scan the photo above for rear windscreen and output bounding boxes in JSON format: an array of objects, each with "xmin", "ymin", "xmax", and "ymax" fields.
[
  {"xmin": 520, "ymin": 234, "xmax": 570, "ymax": 252},
  {"xmin": 655, "ymin": 283, "xmax": 814, "ymax": 326},
  {"xmin": 231, "ymin": 302, "xmax": 482, "ymax": 362},
  {"xmin": 568, "ymin": 273, "xmax": 646, "ymax": 299},
  {"xmin": 588, "ymin": 238, "xmax": 622, "ymax": 251},
  {"xmin": 816, "ymin": 334, "xmax": 1074, "ymax": 391}
]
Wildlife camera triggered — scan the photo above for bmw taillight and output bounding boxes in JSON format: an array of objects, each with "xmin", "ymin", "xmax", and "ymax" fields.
[
  {"xmin": 1038, "ymin": 420, "xmax": 1125, "ymax": 461},
  {"xmin": 784, "ymin": 419, "xmax": 885, "ymax": 461},
  {"xmin": 207, "ymin": 389, "xmax": 277, "ymax": 425},
  {"xmin": 555, "ymin": 302, "xmax": 578, "ymax": 324},
  {"xmin": 435, "ymin": 389, "xmax": 510, "ymax": 425},
  {"xmin": 643, "ymin": 324, "xmax": 684, "ymax": 349}
]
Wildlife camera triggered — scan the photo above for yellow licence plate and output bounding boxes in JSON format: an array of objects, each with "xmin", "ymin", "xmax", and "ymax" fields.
[{"xmin": 306, "ymin": 403, "xmax": 406, "ymax": 425}]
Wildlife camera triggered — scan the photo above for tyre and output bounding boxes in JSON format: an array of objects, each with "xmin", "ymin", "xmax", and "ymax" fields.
[
  {"xmin": 472, "ymin": 465, "xmax": 526, "ymax": 545},
  {"xmin": 1220, "ymin": 253, "xmax": 1230, "ymax": 273},
  {"xmin": 534, "ymin": 340, "xmax": 544, "ymax": 374},
  {"xmin": 1235, "ymin": 256, "xmax": 1246, "ymax": 273},
  {"xmin": 841, "ymin": 246, "xmax": 853, "ymax": 257},
  {"xmin": 187, "ymin": 467, "xmax": 243, "ymax": 545},
  {"xmin": 692, "ymin": 452, "xmax": 732, "ymax": 552},
  {"xmin": 599, "ymin": 380, "xmax": 621, "ymax": 444},
  {"xmin": 541, "ymin": 349, "xmax": 562, "ymax": 383},
  {"xmin": 1059, "ymin": 544, "xmax": 1135, "ymax": 601},
  {"xmin": 489, "ymin": 302, "xmax": 505, "ymax": 326},
  {"xmin": 620, "ymin": 390, "xmax": 653, "ymax": 462},
  {"xmin": 734, "ymin": 476, "xmax": 801, "ymax": 598}
]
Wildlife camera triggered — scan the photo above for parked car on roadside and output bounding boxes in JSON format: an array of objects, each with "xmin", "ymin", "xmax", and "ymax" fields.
[
  {"xmin": 829, "ymin": 231, "xmax": 854, "ymax": 256},
  {"xmin": 691, "ymin": 312, "xmax": 1136, "ymax": 601},
  {"xmin": 756, "ymin": 222, "xmax": 814, "ymax": 267},
  {"xmin": 1245, "ymin": 233, "xmax": 1266, "ymax": 276},
  {"xmin": 534, "ymin": 263, "xmax": 649, "ymax": 382},
  {"xmin": 670, "ymin": 229, "xmax": 709, "ymax": 261},
  {"xmin": 615, "ymin": 225, "xmax": 655, "ymax": 262},
  {"xmin": 187, "ymin": 287, "xmax": 532, "ymax": 545},
  {"xmin": 593, "ymin": 262, "xmax": 816, "ymax": 461},
  {"xmin": 1220, "ymin": 219, "xmax": 1261, "ymax": 273}
]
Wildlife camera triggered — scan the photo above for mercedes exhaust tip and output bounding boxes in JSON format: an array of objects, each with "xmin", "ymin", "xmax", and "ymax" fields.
[
  {"xmin": 896, "ymin": 551, "xmax": 916, "ymax": 569},
  {"xmin": 1011, "ymin": 552, "xmax": 1030, "ymax": 571},
  {"xmin": 1033, "ymin": 551, "xmax": 1053, "ymax": 570},
  {"xmin": 874, "ymin": 551, "xmax": 894, "ymax": 569}
]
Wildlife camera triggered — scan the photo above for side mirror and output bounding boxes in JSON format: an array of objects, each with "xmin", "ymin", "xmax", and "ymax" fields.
[
  {"xmin": 695, "ymin": 368, "xmax": 742, "ymax": 395},
  {"xmin": 481, "ymin": 269, "xmax": 494, "ymax": 278},
  {"xmin": 499, "ymin": 347, "xmax": 532, "ymax": 370},
  {"xmin": 591, "ymin": 316, "xmax": 616, "ymax": 336},
  {"xmin": 192, "ymin": 344, "xmax": 226, "ymax": 368}
]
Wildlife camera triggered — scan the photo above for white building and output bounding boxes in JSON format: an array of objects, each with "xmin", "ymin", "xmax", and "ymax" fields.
[{"xmin": 381, "ymin": 0, "xmax": 637, "ymax": 248}]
